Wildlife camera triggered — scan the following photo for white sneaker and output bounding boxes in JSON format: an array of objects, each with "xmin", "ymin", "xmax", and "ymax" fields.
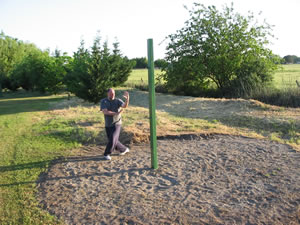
[
  {"xmin": 104, "ymin": 155, "xmax": 111, "ymax": 160},
  {"xmin": 120, "ymin": 148, "xmax": 130, "ymax": 155}
]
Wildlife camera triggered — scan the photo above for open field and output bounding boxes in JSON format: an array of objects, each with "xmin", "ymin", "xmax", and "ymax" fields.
[
  {"xmin": 0, "ymin": 89, "xmax": 299, "ymax": 224},
  {"xmin": 273, "ymin": 64, "xmax": 300, "ymax": 89},
  {"xmin": 125, "ymin": 69, "xmax": 162, "ymax": 86},
  {"xmin": 127, "ymin": 64, "xmax": 300, "ymax": 90}
]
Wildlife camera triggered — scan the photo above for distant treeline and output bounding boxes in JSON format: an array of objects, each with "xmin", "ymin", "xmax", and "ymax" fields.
[
  {"xmin": 130, "ymin": 55, "xmax": 300, "ymax": 69},
  {"xmin": 282, "ymin": 55, "xmax": 300, "ymax": 64},
  {"xmin": 130, "ymin": 57, "xmax": 167, "ymax": 69}
]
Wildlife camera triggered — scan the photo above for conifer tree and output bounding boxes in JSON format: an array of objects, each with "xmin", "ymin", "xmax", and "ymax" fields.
[{"xmin": 65, "ymin": 34, "xmax": 133, "ymax": 103}]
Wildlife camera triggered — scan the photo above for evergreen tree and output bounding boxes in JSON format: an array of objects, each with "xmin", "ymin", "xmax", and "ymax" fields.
[{"xmin": 65, "ymin": 34, "xmax": 133, "ymax": 103}]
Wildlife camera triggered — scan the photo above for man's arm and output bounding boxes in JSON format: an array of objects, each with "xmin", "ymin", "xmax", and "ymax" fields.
[
  {"xmin": 102, "ymin": 108, "xmax": 123, "ymax": 116},
  {"xmin": 121, "ymin": 91, "xmax": 129, "ymax": 108}
]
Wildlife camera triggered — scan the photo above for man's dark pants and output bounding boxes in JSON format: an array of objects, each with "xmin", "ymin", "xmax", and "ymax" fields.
[{"xmin": 104, "ymin": 124, "xmax": 127, "ymax": 156}]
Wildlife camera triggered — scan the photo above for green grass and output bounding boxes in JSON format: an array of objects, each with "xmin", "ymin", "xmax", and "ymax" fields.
[
  {"xmin": 273, "ymin": 64, "xmax": 300, "ymax": 89},
  {"xmin": 125, "ymin": 68, "xmax": 162, "ymax": 86},
  {"xmin": 0, "ymin": 94, "xmax": 83, "ymax": 224}
]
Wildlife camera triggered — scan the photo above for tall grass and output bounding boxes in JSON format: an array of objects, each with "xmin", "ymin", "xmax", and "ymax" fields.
[{"xmin": 247, "ymin": 87, "xmax": 300, "ymax": 108}]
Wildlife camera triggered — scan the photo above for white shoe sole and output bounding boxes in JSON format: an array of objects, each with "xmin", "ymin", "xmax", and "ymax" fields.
[
  {"xmin": 120, "ymin": 148, "xmax": 130, "ymax": 155},
  {"xmin": 104, "ymin": 155, "xmax": 111, "ymax": 160}
]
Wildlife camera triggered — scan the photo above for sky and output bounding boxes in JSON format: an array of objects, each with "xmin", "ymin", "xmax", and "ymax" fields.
[{"xmin": 1, "ymin": 0, "xmax": 300, "ymax": 59}]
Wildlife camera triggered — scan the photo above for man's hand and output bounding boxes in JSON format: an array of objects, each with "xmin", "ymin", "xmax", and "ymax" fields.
[
  {"xmin": 123, "ymin": 91, "xmax": 129, "ymax": 100},
  {"xmin": 122, "ymin": 91, "xmax": 129, "ymax": 108}
]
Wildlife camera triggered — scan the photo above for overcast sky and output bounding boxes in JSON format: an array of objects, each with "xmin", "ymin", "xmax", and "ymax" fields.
[{"xmin": 1, "ymin": 0, "xmax": 299, "ymax": 59}]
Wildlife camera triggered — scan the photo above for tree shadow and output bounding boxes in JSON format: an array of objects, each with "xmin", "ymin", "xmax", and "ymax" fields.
[
  {"xmin": 0, "ymin": 96, "xmax": 66, "ymax": 116},
  {"xmin": 0, "ymin": 155, "xmax": 151, "ymax": 187},
  {"xmin": 0, "ymin": 160, "xmax": 53, "ymax": 173}
]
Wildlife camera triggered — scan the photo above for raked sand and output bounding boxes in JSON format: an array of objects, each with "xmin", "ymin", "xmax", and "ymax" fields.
[{"xmin": 37, "ymin": 134, "xmax": 300, "ymax": 225}]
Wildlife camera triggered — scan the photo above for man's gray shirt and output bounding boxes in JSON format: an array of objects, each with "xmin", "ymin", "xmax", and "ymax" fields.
[{"xmin": 100, "ymin": 98, "xmax": 124, "ymax": 127}]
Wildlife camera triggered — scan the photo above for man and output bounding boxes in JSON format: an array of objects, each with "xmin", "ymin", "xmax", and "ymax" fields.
[{"xmin": 100, "ymin": 88, "xmax": 130, "ymax": 160}]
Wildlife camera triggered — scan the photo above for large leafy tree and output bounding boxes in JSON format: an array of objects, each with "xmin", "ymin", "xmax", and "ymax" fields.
[
  {"xmin": 65, "ymin": 35, "xmax": 134, "ymax": 104},
  {"xmin": 10, "ymin": 49, "xmax": 69, "ymax": 94},
  {"xmin": 162, "ymin": 3, "xmax": 280, "ymax": 97},
  {"xmin": 0, "ymin": 32, "xmax": 38, "ymax": 94},
  {"xmin": 0, "ymin": 32, "xmax": 64, "ymax": 94}
]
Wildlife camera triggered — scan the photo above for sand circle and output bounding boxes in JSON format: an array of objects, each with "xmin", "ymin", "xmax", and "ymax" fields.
[{"xmin": 37, "ymin": 134, "xmax": 300, "ymax": 224}]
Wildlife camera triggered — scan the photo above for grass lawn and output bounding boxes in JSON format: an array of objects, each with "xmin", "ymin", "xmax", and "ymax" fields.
[{"xmin": 0, "ymin": 93, "xmax": 82, "ymax": 224}]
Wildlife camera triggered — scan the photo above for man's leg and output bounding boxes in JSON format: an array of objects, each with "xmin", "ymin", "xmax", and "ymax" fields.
[
  {"xmin": 115, "ymin": 125, "xmax": 127, "ymax": 153},
  {"xmin": 104, "ymin": 125, "xmax": 126, "ymax": 156},
  {"xmin": 104, "ymin": 126, "xmax": 115, "ymax": 156}
]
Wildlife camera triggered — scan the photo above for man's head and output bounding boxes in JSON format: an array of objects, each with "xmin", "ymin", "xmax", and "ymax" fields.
[{"xmin": 107, "ymin": 88, "xmax": 115, "ymax": 100}]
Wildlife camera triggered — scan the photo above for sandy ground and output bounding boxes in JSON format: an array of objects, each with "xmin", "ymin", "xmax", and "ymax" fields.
[{"xmin": 37, "ymin": 134, "xmax": 300, "ymax": 225}]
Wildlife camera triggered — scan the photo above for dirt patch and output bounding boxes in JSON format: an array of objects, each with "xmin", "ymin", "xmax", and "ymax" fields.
[{"xmin": 37, "ymin": 134, "xmax": 300, "ymax": 225}]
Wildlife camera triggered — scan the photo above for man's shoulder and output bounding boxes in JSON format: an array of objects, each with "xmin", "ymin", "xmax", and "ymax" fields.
[
  {"xmin": 100, "ymin": 98, "xmax": 109, "ymax": 107},
  {"xmin": 116, "ymin": 98, "xmax": 124, "ymax": 105},
  {"xmin": 101, "ymin": 98, "xmax": 122, "ymax": 105},
  {"xmin": 101, "ymin": 98, "xmax": 109, "ymax": 103}
]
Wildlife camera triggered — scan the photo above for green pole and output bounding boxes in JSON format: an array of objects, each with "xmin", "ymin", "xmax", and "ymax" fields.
[{"xmin": 147, "ymin": 39, "xmax": 158, "ymax": 169}]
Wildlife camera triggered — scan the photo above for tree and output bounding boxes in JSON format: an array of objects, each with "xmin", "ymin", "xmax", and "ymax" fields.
[
  {"xmin": 65, "ymin": 35, "xmax": 134, "ymax": 104},
  {"xmin": 161, "ymin": 3, "xmax": 280, "ymax": 97},
  {"xmin": 283, "ymin": 55, "xmax": 298, "ymax": 64},
  {"xmin": 10, "ymin": 49, "xmax": 69, "ymax": 94},
  {"xmin": 131, "ymin": 57, "xmax": 147, "ymax": 69},
  {"xmin": 50, "ymin": 49, "xmax": 72, "ymax": 94},
  {"xmin": 0, "ymin": 32, "xmax": 43, "ymax": 94},
  {"xmin": 154, "ymin": 59, "xmax": 168, "ymax": 68}
]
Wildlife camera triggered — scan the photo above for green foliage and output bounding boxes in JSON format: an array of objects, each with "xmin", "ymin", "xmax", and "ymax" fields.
[
  {"xmin": 162, "ymin": 3, "xmax": 280, "ymax": 97},
  {"xmin": 0, "ymin": 32, "xmax": 68, "ymax": 95},
  {"xmin": 154, "ymin": 59, "xmax": 168, "ymax": 68},
  {"xmin": 283, "ymin": 55, "xmax": 300, "ymax": 64},
  {"xmin": 10, "ymin": 50, "xmax": 69, "ymax": 94},
  {"xmin": 131, "ymin": 57, "xmax": 147, "ymax": 69},
  {"xmin": 65, "ymin": 35, "xmax": 134, "ymax": 104},
  {"xmin": 0, "ymin": 32, "xmax": 40, "ymax": 93}
]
